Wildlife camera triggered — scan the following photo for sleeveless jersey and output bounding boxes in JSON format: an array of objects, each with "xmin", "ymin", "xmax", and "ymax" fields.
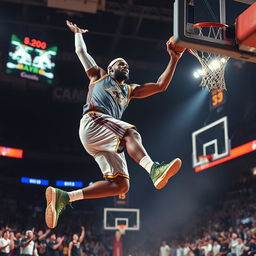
[
  {"xmin": 83, "ymin": 74, "xmax": 132, "ymax": 120},
  {"xmin": 71, "ymin": 242, "xmax": 80, "ymax": 256}
]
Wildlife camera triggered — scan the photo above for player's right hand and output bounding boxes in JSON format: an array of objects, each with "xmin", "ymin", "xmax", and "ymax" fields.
[{"xmin": 66, "ymin": 20, "xmax": 88, "ymax": 34}]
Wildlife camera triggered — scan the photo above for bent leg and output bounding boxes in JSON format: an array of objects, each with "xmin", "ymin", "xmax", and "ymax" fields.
[
  {"xmin": 82, "ymin": 176, "xmax": 129, "ymax": 199},
  {"xmin": 122, "ymin": 128, "xmax": 148, "ymax": 163}
]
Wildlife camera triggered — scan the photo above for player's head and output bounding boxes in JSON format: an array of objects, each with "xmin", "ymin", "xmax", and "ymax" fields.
[
  {"xmin": 108, "ymin": 58, "xmax": 129, "ymax": 82},
  {"xmin": 72, "ymin": 234, "xmax": 78, "ymax": 241}
]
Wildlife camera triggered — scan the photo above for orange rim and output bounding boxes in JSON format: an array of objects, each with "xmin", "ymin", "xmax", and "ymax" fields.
[{"xmin": 193, "ymin": 22, "xmax": 229, "ymax": 28}]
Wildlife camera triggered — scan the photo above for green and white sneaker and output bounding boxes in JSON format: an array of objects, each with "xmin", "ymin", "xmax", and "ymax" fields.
[
  {"xmin": 150, "ymin": 158, "xmax": 182, "ymax": 189},
  {"xmin": 45, "ymin": 186, "xmax": 70, "ymax": 229}
]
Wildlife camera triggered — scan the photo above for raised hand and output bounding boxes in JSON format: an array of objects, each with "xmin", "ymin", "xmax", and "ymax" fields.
[
  {"xmin": 166, "ymin": 37, "xmax": 186, "ymax": 60},
  {"xmin": 66, "ymin": 20, "xmax": 88, "ymax": 34}
]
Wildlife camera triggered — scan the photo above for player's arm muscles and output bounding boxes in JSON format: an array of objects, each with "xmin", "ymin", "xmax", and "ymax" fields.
[
  {"xmin": 66, "ymin": 20, "xmax": 106, "ymax": 83},
  {"xmin": 74, "ymin": 32, "xmax": 106, "ymax": 83},
  {"xmin": 130, "ymin": 57, "xmax": 179, "ymax": 99}
]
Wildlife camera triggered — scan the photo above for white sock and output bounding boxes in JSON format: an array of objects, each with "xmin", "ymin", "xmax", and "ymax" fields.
[
  {"xmin": 67, "ymin": 189, "xmax": 84, "ymax": 202},
  {"xmin": 139, "ymin": 155, "xmax": 154, "ymax": 174}
]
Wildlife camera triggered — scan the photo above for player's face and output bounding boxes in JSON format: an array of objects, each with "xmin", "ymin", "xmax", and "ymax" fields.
[
  {"xmin": 112, "ymin": 60, "xmax": 129, "ymax": 82},
  {"xmin": 73, "ymin": 234, "xmax": 78, "ymax": 241}
]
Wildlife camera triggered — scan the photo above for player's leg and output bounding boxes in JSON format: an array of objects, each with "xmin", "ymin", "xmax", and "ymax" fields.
[
  {"xmin": 45, "ymin": 177, "xmax": 129, "ymax": 229},
  {"xmin": 45, "ymin": 151, "xmax": 129, "ymax": 229},
  {"xmin": 122, "ymin": 128, "xmax": 182, "ymax": 189}
]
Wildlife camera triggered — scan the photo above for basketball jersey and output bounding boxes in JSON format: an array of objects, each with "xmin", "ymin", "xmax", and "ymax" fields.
[
  {"xmin": 71, "ymin": 242, "xmax": 80, "ymax": 256},
  {"xmin": 83, "ymin": 74, "xmax": 132, "ymax": 120}
]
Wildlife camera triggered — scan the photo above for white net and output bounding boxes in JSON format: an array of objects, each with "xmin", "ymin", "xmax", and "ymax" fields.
[{"xmin": 190, "ymin": 24, "xmax": 230, "ymax": 91}]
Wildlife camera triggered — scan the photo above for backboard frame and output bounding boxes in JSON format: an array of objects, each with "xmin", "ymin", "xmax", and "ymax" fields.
[
  {"xmin": 103, "ymin": 207, "xmax": 140, "ymax": 232},
  {"xmin": 173, "ymin": 0, "xmax": 256, "ymax": 63},
  {"xmin": 192, "ymin": 116, "xmax": 230, "ymax": 168}
]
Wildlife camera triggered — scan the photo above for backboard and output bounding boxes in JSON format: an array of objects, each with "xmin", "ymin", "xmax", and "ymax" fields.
[
  {"xmin": 173, "ymin": 0, "xmax": 256, "ymax": 63},
  {"xmin": 103, "ymin": 208, "xmax": 140, "ymax": 232},
  {"xmin": 192, "ymin": 116, "xmax": 230, "ymax": 168}
]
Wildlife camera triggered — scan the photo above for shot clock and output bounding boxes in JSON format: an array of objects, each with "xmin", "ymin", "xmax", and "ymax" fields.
[
  {"xmin": 6, "ymin": 34, "xmax": 58, "ymax": 84},
  {"xmin": 210, "ymin": 89, "xmax": 225, "ymax": 110}
]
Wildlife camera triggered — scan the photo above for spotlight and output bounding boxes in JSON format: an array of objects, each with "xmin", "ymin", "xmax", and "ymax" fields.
[
  {"xmin": 193, "ymin": 71, "xmax": 200, "ymax": 78},
  {"xmin": 209, "ymin": 59, "xmax": 221, "ymax": 71},
  {"xmin": 220, "ymin": 57, "xmax": 227, "ymax": 63},
  {"xmin": 252, "ymin": 167, "xmax": 256, "ymax": 176}
]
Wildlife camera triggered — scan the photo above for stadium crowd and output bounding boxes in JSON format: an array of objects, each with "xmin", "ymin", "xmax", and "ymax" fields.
[
  {"xmin": 158, "ymin": 177, "xmax": 256, "ymax": 256},
  {"xmin": 0, "ymin": 225, "xmax": 112, "ymax": 256}
]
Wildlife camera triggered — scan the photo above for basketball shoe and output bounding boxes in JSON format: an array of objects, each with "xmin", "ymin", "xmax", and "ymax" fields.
[
  {"xmin": 45, "ymin": 186, "xmax": 70, "ymax": 229},
  {"xmin": 150, "ymin": 158, "xmax": 182, "ymax": 189}
]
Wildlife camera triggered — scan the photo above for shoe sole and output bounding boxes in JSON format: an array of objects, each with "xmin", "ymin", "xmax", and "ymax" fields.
[
  {"xmin": 45, "ymin": 186, "xmax": 57, "ymax": 229},
  {"xmin": 154, "ymin": 158, "xmax": 182, "ymax": 190}
]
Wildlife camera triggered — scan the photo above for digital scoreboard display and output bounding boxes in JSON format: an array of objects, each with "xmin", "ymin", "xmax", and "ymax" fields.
[{"xmin": 6, "ymin": 34, "xmax": 58, "ymax": 84}]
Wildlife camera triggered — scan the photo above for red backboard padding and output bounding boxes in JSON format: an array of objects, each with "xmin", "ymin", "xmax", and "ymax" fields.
[{"xmin": 236, "ymin": 2, "xmax": 256, "ymax": 48}]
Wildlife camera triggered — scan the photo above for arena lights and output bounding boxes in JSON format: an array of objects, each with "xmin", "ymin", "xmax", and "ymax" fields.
[
  {"xmin": 0, "ymin": 146, "xmax": 23, "ymax": 159},
  {"xmin": 193, "ymin": 69, "xmax": 204, "ymax": 79},
  {"xmin": 56, "ymin": 180, "xmax": 83, "ymax": 188},
  {"xmin": 193, "ymin": 58, "xmax": 227, "ymax": 78},
  {"xmin": 195, "ymin": 139, "xmax": 256, "ymax": 172},
  {"xmin": 21, "ymin": 177, "xmax": 49, "ymax": 186}
]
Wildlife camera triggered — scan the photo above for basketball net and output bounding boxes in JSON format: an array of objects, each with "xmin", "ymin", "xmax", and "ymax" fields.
[{"xmin": 189, "ymin": 23, "xmax": 230, "ymax": 91}]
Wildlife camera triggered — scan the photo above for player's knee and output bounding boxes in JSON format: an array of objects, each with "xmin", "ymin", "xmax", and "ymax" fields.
[
  {"xmin": 119, "ymin": 179, "xmax": 130, "ymax": 194},
  {"xmin": 115, "ymin": 177, "xmax": 130, "ymax": 194},
  {"xmin": 124, "ymin": 129, "xmax": 141, "ymax": 142}
]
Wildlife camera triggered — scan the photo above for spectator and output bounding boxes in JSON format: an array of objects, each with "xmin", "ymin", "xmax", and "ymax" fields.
[
  {"xmin": 218, "ymin": 239, "xmax": 229, "ymax": 256},
  {"xmin": 160, "ymin": 241, "xmax": 170, "ymax": 256},
  {"xmin": 235, "ymin": 238, "xmax": 244, "ymax": 256},
  {"xmin": 13, "ymin": 232, "xmax": 21, "ymax": 256},
  {"xmin": 228, "ymin": 233, "xmax": 238, "ymax": 256},
  {"xmin": 47, "ymin": 234, "xmax": 64, "ymax": 256},
  {"xmin": 68, "ymin": 226, "xmax": 85, "ymax": 256},
  {"xmin": 213, "ymin": 241, "xmax": 221, "ymax": 256},
  {"xmin": 37, "ymin": 230, "xmax": 50, "ymax": 256},
  {"xmin": 0, "ymin": 229, "xmax": 14, "ymax": 256},
  {"xmin": 20, "ymin": 230, "xmax": 35, "ymax": 256}
]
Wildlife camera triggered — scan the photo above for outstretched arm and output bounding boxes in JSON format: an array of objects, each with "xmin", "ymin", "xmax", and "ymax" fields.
[
  {"xmin": 66, "ymin": 20, "xmax": 106, "ymax": 83},
  {"xmin": 79, "ymin": 226, "xmax": 85, "ymax": 243},
  {"xmin": 130, "ymin": 38, "xmax": 185, "ymax": 99}
]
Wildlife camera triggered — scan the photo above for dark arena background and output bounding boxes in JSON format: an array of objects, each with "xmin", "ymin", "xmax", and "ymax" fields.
[{"xmin": 0, "ymin": 0, "xmax": 256, "ymax": 255}]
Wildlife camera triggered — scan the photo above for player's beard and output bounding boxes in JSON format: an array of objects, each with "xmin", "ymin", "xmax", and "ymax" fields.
[{"xmin": 114, "ymin": 69, "xmax": 129, "ymax": 82}]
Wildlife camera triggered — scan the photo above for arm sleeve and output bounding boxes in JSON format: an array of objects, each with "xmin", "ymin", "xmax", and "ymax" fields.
[{"xmin": 75, "ymin": 33, "xmax": 97, "ymax": 71}]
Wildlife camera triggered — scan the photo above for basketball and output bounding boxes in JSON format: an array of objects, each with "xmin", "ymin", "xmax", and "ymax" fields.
[{"xmin": 168, "ymin": 36, "xmax": 186, "ymax": 53}]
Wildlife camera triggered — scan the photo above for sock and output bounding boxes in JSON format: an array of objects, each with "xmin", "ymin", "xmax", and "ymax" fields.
[
  {"xmin": 68, "ymin": 189, "xmax": 84, "ymax": 202},
  {"xmin": 139, "ymin": 155, "xmax": 154, "ymax": 174}
]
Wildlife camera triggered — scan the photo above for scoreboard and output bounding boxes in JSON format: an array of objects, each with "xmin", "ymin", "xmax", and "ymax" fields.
[{"xmin": 6, "ymin": 34, "xmax": 58, "ymax": 84}]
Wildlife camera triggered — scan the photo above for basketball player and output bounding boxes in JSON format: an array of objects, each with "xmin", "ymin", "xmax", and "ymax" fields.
[{"xmin": 45, "ymin": 20, "xmax": 185, "ymax": 229}]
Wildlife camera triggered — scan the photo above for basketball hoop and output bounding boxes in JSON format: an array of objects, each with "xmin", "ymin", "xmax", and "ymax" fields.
[
  {"xmin": 189, "ymin": 22, "xmax": 230, "ymax": 91},
  {"xmin": 117, "ymin": 225, "xmax": 127, "ymax": 235}
]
